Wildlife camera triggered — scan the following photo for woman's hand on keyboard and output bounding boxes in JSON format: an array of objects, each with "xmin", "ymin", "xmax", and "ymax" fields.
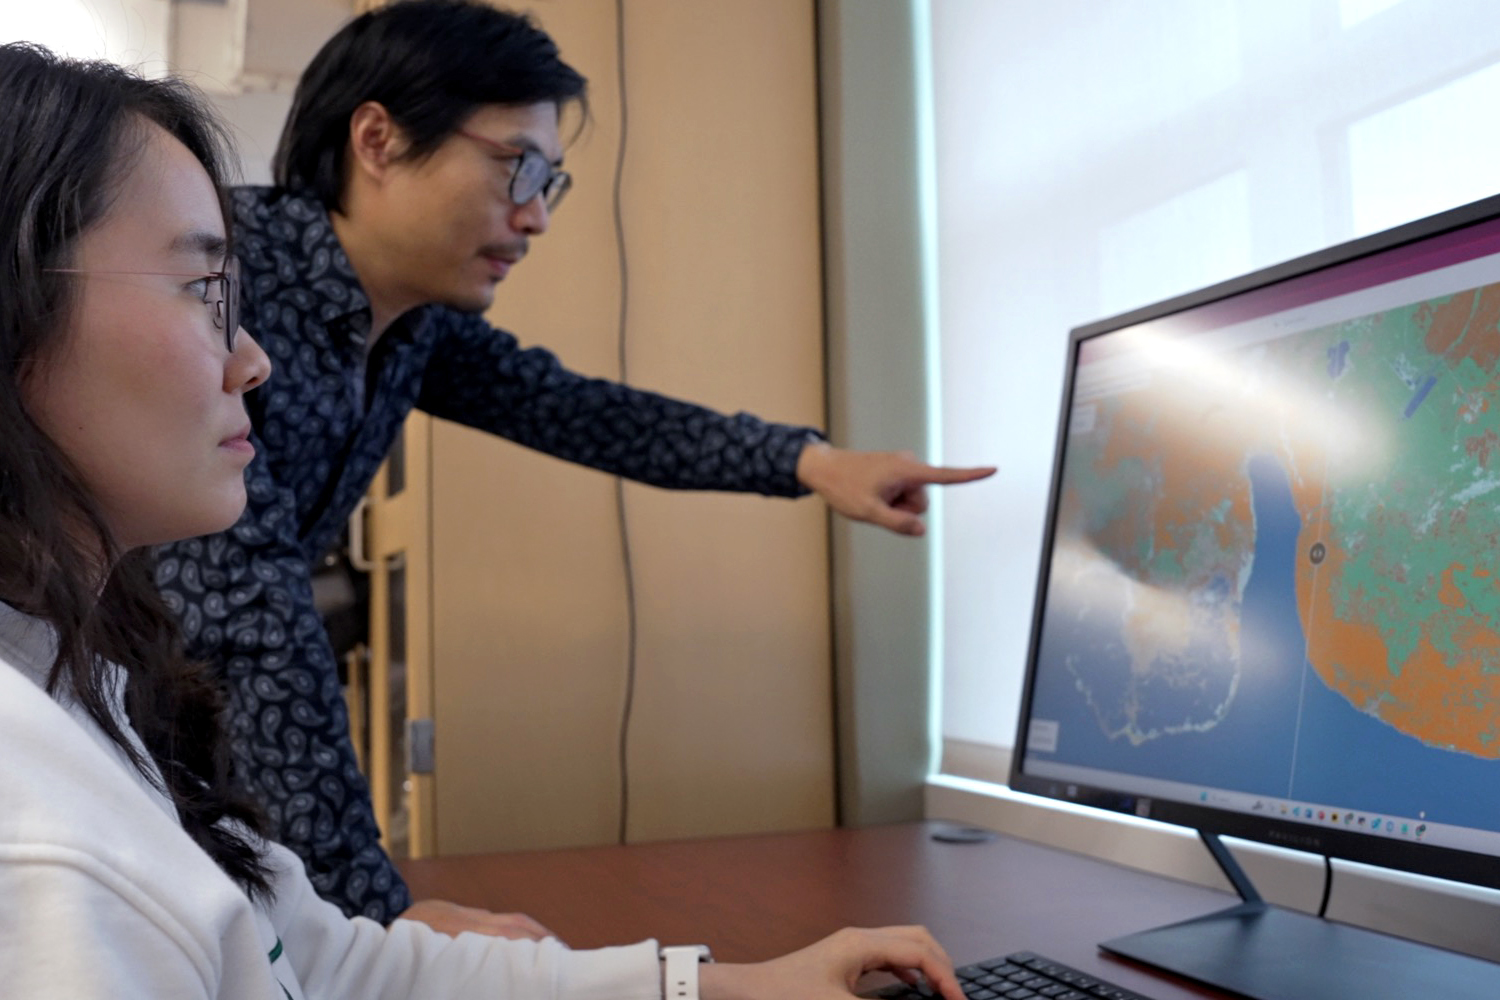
[{"xmin": 697, "ymin": 925, "xmax": 966, "ymax": 1000}]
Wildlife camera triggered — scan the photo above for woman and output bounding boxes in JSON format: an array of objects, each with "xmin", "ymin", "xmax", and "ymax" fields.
[{"xmin": 0, "ymin": 43, "xmax": 965, "ymax": 1000}]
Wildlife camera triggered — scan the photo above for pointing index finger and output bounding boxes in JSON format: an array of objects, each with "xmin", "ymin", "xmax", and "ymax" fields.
[{"xmin": 918, "ymin": 464, "xmax": 997, "ymax": 486}]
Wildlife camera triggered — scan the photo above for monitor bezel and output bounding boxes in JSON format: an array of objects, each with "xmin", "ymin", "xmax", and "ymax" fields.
[{"xmin": 1009, "ymin": 191, "xmax": 1500, "ymax": 892}]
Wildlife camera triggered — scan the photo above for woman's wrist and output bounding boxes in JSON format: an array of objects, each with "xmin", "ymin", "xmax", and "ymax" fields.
[{"xmin": 696, "ymin": 961, "xmax": 760, "ymax": 1000}]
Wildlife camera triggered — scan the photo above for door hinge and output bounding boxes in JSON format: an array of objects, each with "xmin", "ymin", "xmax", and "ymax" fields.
[{"xmin": 407, "ymin": 718, "xmax": 435, "ymax": 775}]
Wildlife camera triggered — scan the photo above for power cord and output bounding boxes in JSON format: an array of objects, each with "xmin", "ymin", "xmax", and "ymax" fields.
[
  {"xmin": 610, "ymin": 0, "xmax": 638, "ymax": 848},
  {"xmin": 1317, "ymin": 855, "xmax": 1333, "ymax": 918}
]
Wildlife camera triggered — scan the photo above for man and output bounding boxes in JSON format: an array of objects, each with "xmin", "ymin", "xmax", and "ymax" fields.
[{"xmin": 155, "ymin": 0, "xmax": 993, "ymax": 934}]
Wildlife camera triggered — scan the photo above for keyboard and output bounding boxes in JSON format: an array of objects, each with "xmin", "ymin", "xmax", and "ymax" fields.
[{"xmin": 866, "ymin": 950, "xmax": 1161, "ymax": 1000}]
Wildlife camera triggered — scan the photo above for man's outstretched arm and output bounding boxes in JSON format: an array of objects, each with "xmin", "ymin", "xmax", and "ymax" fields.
[{"xmin": 422, "ymin": 312, "xmax": 993, "ymax": 528}]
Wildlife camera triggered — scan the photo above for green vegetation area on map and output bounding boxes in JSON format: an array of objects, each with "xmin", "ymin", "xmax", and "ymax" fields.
[{"xmin": 1061, "ymin": 283, "xmax": 1500, "ymax": 757}]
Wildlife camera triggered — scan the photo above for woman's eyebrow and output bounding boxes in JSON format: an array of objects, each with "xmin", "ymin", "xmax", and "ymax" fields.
[{"xmin": 168, "ymin": 229, "xmax": 230, "ymax": 264}]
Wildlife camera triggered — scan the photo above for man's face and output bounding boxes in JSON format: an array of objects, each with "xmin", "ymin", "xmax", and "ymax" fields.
[{"xmin": 368, "ymin": 101, "xmax": 563, "ymax": 313}]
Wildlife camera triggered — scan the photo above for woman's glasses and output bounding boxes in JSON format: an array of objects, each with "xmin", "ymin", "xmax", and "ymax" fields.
[
  {"xmin": 45, "ymin": 258, "xmax": 241, "ymax": 352},
  {"xmin": 456, "ymin": 129, "xmax": 572, "ymax": 211}
]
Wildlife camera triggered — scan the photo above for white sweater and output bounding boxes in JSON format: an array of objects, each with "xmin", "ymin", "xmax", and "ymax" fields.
[{"xmin": 0, "ymin": 603, "xmax": 661, "ymax": 1000}]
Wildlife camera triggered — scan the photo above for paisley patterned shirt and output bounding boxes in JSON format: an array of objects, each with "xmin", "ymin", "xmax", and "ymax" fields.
[{"xmin": 154, "ymin": 186, "xmax": 819, "ymax": 923}]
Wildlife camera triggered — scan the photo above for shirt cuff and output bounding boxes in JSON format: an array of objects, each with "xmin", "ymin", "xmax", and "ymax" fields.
[{"xmin": 770, "ymin": 426, "xmax": 827, "ymax": 498}]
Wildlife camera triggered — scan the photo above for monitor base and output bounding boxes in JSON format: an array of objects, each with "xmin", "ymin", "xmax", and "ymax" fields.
[{"xmin": 1102, "ymin": 834, "xmax": 1500, "ymax": 1000}]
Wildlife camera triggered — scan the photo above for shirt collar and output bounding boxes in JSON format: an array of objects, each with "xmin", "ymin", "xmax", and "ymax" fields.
[
  {"xmin": 0, "ymin": 600, "xmax": 58, "ymax": 690},
  {"xmin": 242, "ymin": 186, "xmax": 375, "ymax": 348}
]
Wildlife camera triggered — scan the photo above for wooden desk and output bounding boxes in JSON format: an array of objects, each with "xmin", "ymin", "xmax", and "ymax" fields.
[{"xmin": 400, "ymin": 822, "xmax": 1233, "ymax": 998}]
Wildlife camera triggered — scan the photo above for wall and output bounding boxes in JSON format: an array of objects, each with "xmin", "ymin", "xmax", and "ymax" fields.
[
  {"xmin": 173, "ymin": 0, "xmax": 352, "ymax": 183},
  {"xmin": 423, "ymin": 0, "xmax": 836, "ymax": 853},
  {"xmin": 817, "ymin": 0, "xmax": 938, "ymax": 825},
  {"xmin": 0, "ymin": 0, "xmax": 172, "ymax": 74}
]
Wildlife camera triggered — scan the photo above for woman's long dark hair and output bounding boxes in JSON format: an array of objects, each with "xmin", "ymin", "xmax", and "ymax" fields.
[{"xmin": 0, "ymin": 43, "xmax": 271, "ymax": 900}]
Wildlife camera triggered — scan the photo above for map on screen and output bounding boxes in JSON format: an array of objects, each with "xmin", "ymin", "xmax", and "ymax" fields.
[{"xmin": 1027, "ymin": 278, "xmax": 1500, "ymax": 835}]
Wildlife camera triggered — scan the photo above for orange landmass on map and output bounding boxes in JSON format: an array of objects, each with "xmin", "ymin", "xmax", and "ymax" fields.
[
  {"xmin": 1298, "ymin": 543, "xmax": 1500, "ymax": 758},
  {"xmin": 1421, "ymin": 285, "xmax": 1500, "ymax": 371},
  {"xmin": 1094, "ymin": 398, "xmax": 1257, "ymax": 575}
]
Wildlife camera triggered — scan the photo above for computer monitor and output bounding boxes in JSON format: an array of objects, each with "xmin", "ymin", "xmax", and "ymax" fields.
[{"xmin": 1010, "ymin": 193, "xmax": 1500, "ymax": 1000}]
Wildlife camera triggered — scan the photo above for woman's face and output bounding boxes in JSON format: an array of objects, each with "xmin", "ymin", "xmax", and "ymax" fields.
[{"xmin": 23, "ymin": 123, "xmax": 271, "ymax": 552}]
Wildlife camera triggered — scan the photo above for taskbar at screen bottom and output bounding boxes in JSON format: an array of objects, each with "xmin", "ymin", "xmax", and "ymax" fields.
[{"xmin": 1019, "ymin": 756, "xmax": 1500, "ymax": 858}]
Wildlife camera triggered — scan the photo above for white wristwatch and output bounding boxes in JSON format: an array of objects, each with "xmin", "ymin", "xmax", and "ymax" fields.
[{"xmin": 661, "ymin": 944, "xmax": 714, "ymax": 1000}]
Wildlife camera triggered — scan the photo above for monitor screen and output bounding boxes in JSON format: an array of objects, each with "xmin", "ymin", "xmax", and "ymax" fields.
[{"xmin": 1011, "ymin": 194, "xmax": 1500, "ymax": 892}]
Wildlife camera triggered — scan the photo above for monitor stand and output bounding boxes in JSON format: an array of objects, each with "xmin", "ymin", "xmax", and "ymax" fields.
[{"xmin": 1099, "ymin": 831, "xmax": 1500, "ymax": 1000}]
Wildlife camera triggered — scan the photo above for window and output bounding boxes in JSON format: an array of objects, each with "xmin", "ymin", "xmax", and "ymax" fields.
[
  {"xmin": 931, "ymin": 0, "xmax": 1500, "ymax": 778},
  {"xmin": 0, "ymin": 0, "xmax": 170, "ymax": 75}
]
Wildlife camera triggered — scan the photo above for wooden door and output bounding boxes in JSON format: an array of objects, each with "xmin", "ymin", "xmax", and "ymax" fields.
[{"xmin": 357, "ymin": 414, "xmax": 437, "ymax": 858}]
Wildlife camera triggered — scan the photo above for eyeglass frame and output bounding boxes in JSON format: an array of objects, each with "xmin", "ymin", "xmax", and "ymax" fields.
[
  {"xmin": 455, "ymin": 128, "xmax": 572, "ymax": 211},
  {"xmin": 43, "ymin": 258, "xmax": 242, "ymax": 353}
]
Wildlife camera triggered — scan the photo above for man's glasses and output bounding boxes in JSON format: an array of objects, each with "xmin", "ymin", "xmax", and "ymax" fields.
[
  {"xmin": 456, "ymin": 129, "xmax": 572, "ymax": 211},
  {"xmin": 45, "ymin": 258, "xmax": 241, "ymax": 353}
]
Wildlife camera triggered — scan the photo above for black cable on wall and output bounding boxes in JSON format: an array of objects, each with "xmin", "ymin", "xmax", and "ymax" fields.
[{"xmin": 610, "ymin": 0, "xmax": 638, "ymax": 848}]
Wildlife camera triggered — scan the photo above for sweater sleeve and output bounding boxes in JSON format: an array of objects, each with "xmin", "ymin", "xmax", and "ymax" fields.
[
  {"xmin": 154, "ymin": 442, "xmax": 413, "ymax": 924},
  {"xmin": 265, "ymin": 843, "xmax": 662, "ymax": 1000},
  {"xmin": 416, "ymin": 311, "xmax": 822, "ymax": 498},
  {"xmin": 0, "ymin": 853, "xmax": 214, "ymax": 1000}
]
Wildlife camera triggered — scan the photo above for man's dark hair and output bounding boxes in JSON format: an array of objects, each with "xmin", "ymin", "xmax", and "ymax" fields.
[{"xmin": 273, "ymin": 0, "xmax": 588, "ymax": 210}]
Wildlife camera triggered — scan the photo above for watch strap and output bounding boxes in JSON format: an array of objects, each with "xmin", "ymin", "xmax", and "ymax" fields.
[{"xmin": 661, "ymin": 944, "xmax": 713, "ymax": 1000}]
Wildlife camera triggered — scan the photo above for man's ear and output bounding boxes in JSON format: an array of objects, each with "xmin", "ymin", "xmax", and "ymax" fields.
[{"xmin": 347, "ymin": 101, "xmax": 403, "ymax": 181}]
